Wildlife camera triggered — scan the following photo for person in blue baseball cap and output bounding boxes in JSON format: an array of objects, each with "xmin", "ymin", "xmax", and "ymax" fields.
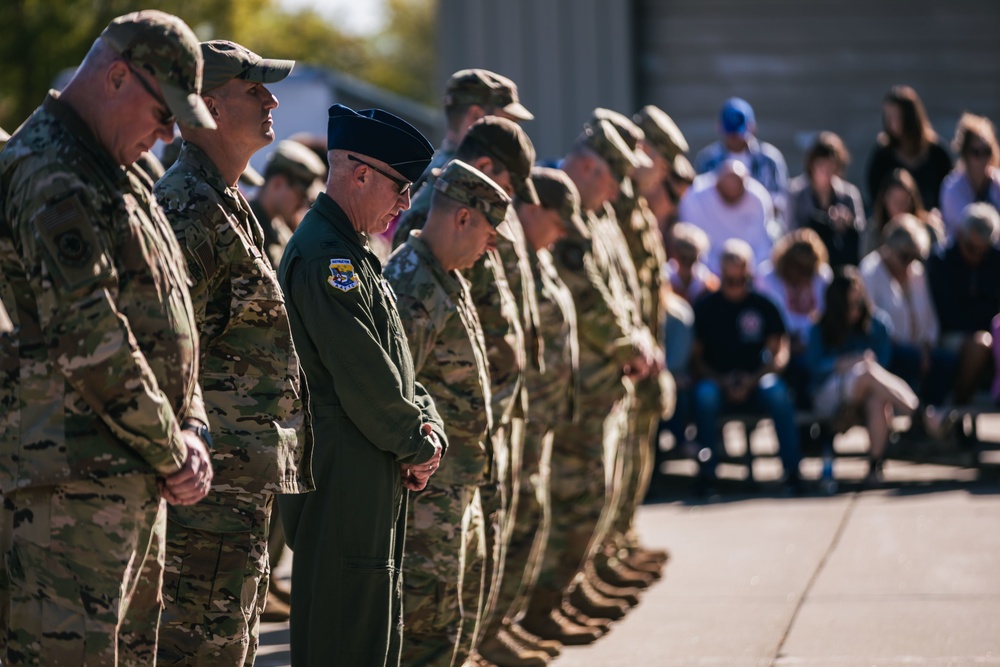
[
  {"xmin": 694, "ymin": 97, "xmax": 789, "ymax": 223},
  {"xmin": 276, "ymin": 104, "xmax": 445, "ymax": 666}
]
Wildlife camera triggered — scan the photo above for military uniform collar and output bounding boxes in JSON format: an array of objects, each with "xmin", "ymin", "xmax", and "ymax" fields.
[
  {"xmin": 177, "ymin": 140, "xmax": 241, "ymax": 204},
  {"xmin": 42, "ymin": 91, "xmax": 125, "ymax": 184},
  {"xmin": 405, "ymin": 231, "xmax": 462, "ymax": 296},
  {"xmin": 311, "ymin": 192, "xmax": 375, "ymax": 252}
]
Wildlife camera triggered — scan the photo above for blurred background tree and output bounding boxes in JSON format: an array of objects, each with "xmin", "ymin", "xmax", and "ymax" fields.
[{"xmin": 0, "ymin": 0, "xmax": 436, "ymax": 132}]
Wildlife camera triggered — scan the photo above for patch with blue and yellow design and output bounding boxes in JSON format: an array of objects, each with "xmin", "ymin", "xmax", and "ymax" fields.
[{"xmin": 328, "ymin": 258, "xmax": 360, "ymax": 292}]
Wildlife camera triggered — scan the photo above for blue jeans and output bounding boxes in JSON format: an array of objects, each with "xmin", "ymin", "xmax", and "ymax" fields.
[{"xmin": 692, "ymin": 374, "xmax": 801, "ymax": 480}]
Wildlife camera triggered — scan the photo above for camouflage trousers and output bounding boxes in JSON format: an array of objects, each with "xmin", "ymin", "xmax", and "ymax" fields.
[
  {"xmin": 494, "ymin": 424, "xmax": 552, "ymax": 625},
  {"xmin": 402, "ymin": 482, "xmax": 485, "ymax": 667},
  {"xmin": 0, "ymin": 473, "xmax": 164, "ymax": 666},
  {"xmin": 526, "ymin": 393, "xmax": 628, "ymax": 614},
  {"xmin": 156, "ymin": 489, "xmax": 272, "ymax": 666}
]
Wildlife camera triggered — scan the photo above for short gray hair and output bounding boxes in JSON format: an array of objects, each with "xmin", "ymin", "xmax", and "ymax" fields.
[
  {"xmin": 720, "ymin": 238, "xmax": 755, "ymax": 273},
  {"xmin": 960, "ymin": 202, "xmax": 1000, "ymax": 243},
  {"xmin": 883, "ymin": 213, "xmax": 930, "ymax": 259},
  {"xmin": 671, "ymin": 222, "xmax": 709, "ymax": 256}
]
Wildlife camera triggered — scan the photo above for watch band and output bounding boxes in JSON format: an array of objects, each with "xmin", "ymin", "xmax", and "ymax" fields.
[{"xmin": 181, "ymin": 422, "xmax": 214, "ymax": 449}]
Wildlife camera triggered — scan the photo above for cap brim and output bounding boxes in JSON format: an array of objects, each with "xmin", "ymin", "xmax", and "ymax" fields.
[
  {"xmin": 502, "ymin": 102, "xmax": 534, "ymax": 122},
  {"xmin": 162, "ymin": 81, "xmax": 217, "ymax": 129},
  {"xmin": 515, "ymin": 175, "xmax": 540, "ymax": 205},
  {"xmin": 568, "ymin": 212, "xmax": 589, "ymax": 239},
  {"xmin": 243, "ymin": 59, "xmax": 295, "ymax": 84},
  {"xmin": 633, "ymin": 147, "xmax": 654, "ymax": 169},
  {"xmin": 620, "ymin": 177, "xmax": 634, "ymax": 199},
  {"xmin": 497, "ymin": 217, "xmax": 515, "ymax": 241}
]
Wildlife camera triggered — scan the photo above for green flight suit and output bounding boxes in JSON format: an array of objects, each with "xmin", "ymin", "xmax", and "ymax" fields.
[{"xmin": 278, "ymin": 193, "xmax": 447, "ymax": 667}]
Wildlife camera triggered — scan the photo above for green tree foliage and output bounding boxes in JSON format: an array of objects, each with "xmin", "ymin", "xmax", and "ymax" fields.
[{"xmin": 0, "ymin": 0, "xmax": 435, "ymax": 132}]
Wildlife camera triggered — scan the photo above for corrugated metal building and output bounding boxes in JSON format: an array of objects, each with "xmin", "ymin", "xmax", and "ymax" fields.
[{"xmin": 437, "ymin": 0, "xmax": 1000, "ymax": 190}]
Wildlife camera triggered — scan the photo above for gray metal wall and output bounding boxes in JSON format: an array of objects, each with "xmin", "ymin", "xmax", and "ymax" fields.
[
  {"xmin": 437, "ymin": 0, "xmax": 635, "ymax": 161},
  {"xmin": 636, "ymin": 0, "xmax": 1000, "ymax": 197}
]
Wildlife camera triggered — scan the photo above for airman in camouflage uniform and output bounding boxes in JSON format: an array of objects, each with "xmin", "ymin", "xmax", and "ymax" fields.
[
  {"xmin": 402, "ymin": 68, "xmax": 533, "ymax": 227},
  {"xmin": 153, "ymin": 40, "xmax": 313, "ymax": 665},
  {"xmin": 522, "ymin": 121, "xmax": 656, "ymax": 640},
  {"xmin": 587, "ymin": 110, "xmax": 675, "ymax": 585},
  {"xmin": 392, "ymin": 117, "xmax": 542, "ymax": 662},
  {"xmin": 385, "ymin": 159, "xmax": 509, "ymax": 667},
  {"xmin": 0, "ymin": 11, "xmax": 216, "ymax": 664}
]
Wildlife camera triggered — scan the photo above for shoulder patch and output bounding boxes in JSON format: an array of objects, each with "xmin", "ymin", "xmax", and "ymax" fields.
[
  {"xmin": 328, "ymin": 258, "xmax": 360, "ymax": 292},
  {"xmin": 36, "ymin": 194, "xmax": 111, "ymax": 291}
]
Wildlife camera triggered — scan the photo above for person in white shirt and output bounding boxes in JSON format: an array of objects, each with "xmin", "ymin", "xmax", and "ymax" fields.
[
  {"xmin": 859, "ymin": 213, "xmax": 956, "ymax": 406},
  {"xmin": 678, "ymin": 158, "xmax": 777, "ymax": 274},
  {"xmin": 939, "ymin": 113, "xmax": 1000, "ymax": 240}
]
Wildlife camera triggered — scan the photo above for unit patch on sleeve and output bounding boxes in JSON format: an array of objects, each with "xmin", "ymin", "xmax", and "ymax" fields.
[{"xmin": 328, "ymin": 258, "xmax": 361, "ymax": 292}]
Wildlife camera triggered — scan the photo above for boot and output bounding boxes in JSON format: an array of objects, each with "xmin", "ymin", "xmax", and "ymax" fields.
[
  {"xmin": 476, "ymin": 632, "xmax": 550, "ymax": 667},
  {"xmin": 567, "ymin": 582, "xmax": 629, "ymax": 620},
  {"xmin": 619, "ymin": 554, "xmax": 664, "ymax": 579},
  {"xmin": 627, "ymin": 545, "xmax": 670, "ymax": 564},
  {"xmin": 505, "ymin": 622, "xmax": 561, "ymax": 658},
  {"xmin": 559, "ymin": 599, "xmax": 613, "ymax": 632},
  {"xmin": 519, "ymin": 610, "xmax": 603, "ymax": 646},
  {"xmin": 584, "ymin": 569, "xmax": 643, "ymax": 607},
  {"xmin": 592, "ymin": 557, "xmax": 654, "ymax": 589},
  {"xmin": 259, "ymin": 590, "xmax": 291, "ymax": 623}
]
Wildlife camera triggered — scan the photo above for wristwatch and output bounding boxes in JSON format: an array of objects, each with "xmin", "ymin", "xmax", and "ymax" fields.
[{"xmin": 182, "ymin": 422, "xmax": 214, "ymax": 449}]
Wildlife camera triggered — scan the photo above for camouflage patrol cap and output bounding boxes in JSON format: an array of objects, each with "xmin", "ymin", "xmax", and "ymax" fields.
[
  {"xmin": 239, "ymin": 163, "xmax": 265, "ymax": 187},
  {"xmin": 634, "ymin": 105, "xmax": 688, "ymax": 159},
  {"xmin": 587, "ymin": 108, "xmax": 653, "ymax": 169},
  {"xmin": 444, "ymin": 69, "xmax": 533, "ymax": 121},
  {"xmin": 579, "ymin": 119, "xmax": 641, "ymax": 185},
  {"xmin": 461, "ymin": 116, "xmax": 539, "ymax": 205},
  {"xmin": 530, "ymin": 166, "xmax": 588, "ymax": 238},
  {"xmin": 265, "ymin": 139, "xmax": 326, "ymax": 200},
  {"xmin": 434, "ymin": 159, "xmax": 511, "ymax": 228},
  {"xmin": 200, "ymin": 40, "xmax": 294, "ymax": 92},
  {"xmin": 100, "ymin": 10, "xmax": 215, "ymax": 129}
]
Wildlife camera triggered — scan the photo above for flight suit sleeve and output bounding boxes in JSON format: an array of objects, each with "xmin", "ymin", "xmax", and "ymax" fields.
[
  {"xmin": 12, "ymin": 175, "xmax": 186, "ymax": 476},
  {"xmin": 285, "ymin": 254, "xmax": 441, "ymax": 463}
]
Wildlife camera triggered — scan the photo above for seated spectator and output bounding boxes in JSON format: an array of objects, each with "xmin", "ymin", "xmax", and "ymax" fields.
[
  {"xmin": 756, "ymin": 228, "xmax": 833, "ymax": 407},
  {"xmin": 788, "ymin": 131, "xmax": 866, "ymax": 267},
  {"xmin": 678, "ymin": 158, "xmax": 776, "ymax": 274},
  {"xmin": 865, "ymin": 85, "xmax": 953, "ymax": 212},
  {"xmin": 859, "ymin": 214, "xmax": 956, "ymax": 408},
  {"xmin": 694, "ymin": 97, "xmax": 789, "ymax": 222},
  {"xmin": 806, "ymin": 268, "xmax": 919, "ymax": 486},
  {"xmin": 666, "ymin": 222, "xmax": 718, "ymax": 303},
  {"xmin": 939, "ymin": 113, "xmax": 1000, "ymax": 239},
  {"xmin": 870, "ymin": 168, "xmax": 945, "ymax": 252},
  {"xmin": 927, "ymin": 202, "xmax": 1000, "ymax": 404},
  {"xmin": 690, "ymin": 240, "xmax": 801, "ymax": 495}
]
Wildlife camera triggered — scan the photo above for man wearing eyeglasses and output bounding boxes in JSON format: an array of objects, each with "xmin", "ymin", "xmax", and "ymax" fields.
[
  {"xmin": 0, "ymin": 10, "xmax": 216, "ymax": 664},
  {"xmin": 150, "ymin": 39, "xmax": 313, "ymax": 665},
  {"xmin": 277, "ymin": 104, "xmax": 446, "ymax": 666}
]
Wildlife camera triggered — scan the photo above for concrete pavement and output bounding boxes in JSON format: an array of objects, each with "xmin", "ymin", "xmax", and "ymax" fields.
[{"xmin": 258, "ymin": 421, "xmax": 1000, "ymax": 666}]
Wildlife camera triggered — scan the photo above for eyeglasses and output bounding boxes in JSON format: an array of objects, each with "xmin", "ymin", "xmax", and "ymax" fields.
[
  {"xmin": 348, "ymin": 155, "xmax": 411, "ymax": 195},
  {"xmin": 126, "ymin": 62, "xmax": 175, "ymax": 126}
]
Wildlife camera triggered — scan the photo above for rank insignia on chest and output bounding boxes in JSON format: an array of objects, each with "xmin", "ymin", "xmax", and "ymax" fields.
[{"xmin": 328, "ymin": 258, "xmax": 361, "ymax": 291}]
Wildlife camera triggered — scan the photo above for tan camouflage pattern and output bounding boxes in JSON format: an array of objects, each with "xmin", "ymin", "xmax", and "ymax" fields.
[
  {"xmin": 443, "ymin": 69, "xmax": 533, "ymax": 121},
  {"xmin": 580, "ymin": 119, "xmax": 641, "ymax": 185},
  {"xmin": 200, "ymin": 40, "xmax": 295, "ymax": 92},
  {"xmin": 1, "ymin": 474, "xmax": 165, "ymax": 665},
  {"xmin": 433, "ymin": 159, "xmax": 512, "ymax": 229},
  {"xmin": 634, "ymin": 104, "xmax": 689, "ymax": 159},
  {"xmin": 459, "ymin": 118, "xmax": 539, "ymax": 204},
  {"xmin": 157, "ymin": 491, "xmax": 273, "ymax": 665},
  {"xmin": 384, "ymin": 232, "xmax": 493, "ymax": 486},
  {"xmin": 401, "ymin": 482, "xmax": 485, "ymax": 667},
  {"xmin": 588, "ymin": 108, "xmax": 653, "ymax": 169},
  {"xmin": 155, "ymin": 141, "xmax": 314, "ymax": 498},
  {"xmin": 0, "ymin": 92, "xmax": 204, "ymax": 494}
]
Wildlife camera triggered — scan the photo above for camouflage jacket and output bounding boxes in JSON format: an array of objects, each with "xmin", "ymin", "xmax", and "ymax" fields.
[
  {"xmin": 551, "ymin": 208, "xmax": 633, "ymax": 407},
  {"xmin": 0, "ymin": 92, "xmax": 205, "ymax": 492},
  {"xmin": 155, "ymin": 142, "xmax": 313, "ymax": 495},
  {"xmin": 613, "ymin": 192, "xmax": 667, "ymax": 334},
  {"xmin": 524, "ymin": 245, "xmax": 579, "ymax": 424},
  {"xmin": 384, "ymin": 233, "xmax": 493, "ymax": 486},
  {"xmin": 391, "ymin": 161, "xmax": 440, "ymax": 251},
  {"xmin": 278, "ymin": 193, "xmax": 446, "ymax": 463},
  {"xmin": 391, "ymin": 168, "xmax": 527, "ymax": 428}
]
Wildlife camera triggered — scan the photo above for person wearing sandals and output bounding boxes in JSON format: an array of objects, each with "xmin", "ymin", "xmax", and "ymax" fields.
[{"xmin": 806, "ymin": 268, "xmax": 919, "ymax": 486}]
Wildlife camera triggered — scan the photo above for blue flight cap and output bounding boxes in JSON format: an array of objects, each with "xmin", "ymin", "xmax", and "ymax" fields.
[{"xmin": 327, "ymin": 104, "xmax": 434, "ymax": 183}]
